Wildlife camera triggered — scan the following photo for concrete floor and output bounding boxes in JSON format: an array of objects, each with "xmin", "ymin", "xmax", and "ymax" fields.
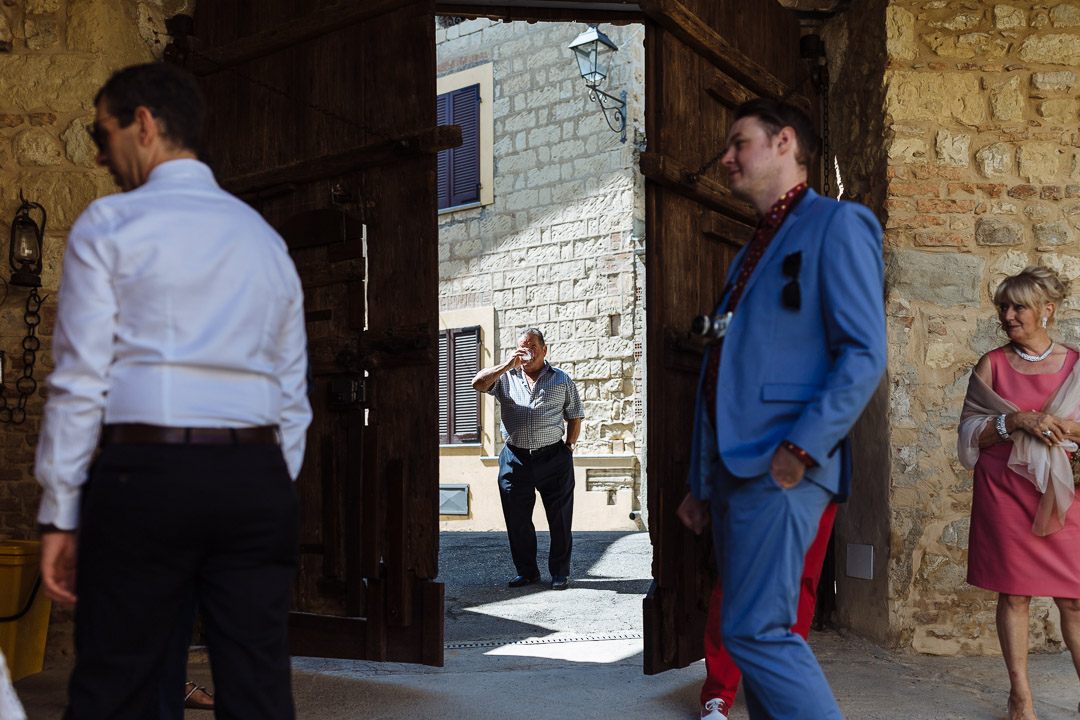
[{"xmin": 12, "ymin": 531, "xmax": 1080, "ymax": 719}]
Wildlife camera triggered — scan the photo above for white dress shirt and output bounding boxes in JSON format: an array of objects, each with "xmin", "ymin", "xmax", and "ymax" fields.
[{"xmin": 36, "ymin": 159, "xmax": 312, "ymax": 530}]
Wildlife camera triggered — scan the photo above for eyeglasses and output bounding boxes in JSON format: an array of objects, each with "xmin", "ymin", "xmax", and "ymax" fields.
[
  {"xmin": 782, "ymin": 251, "xmax": 801, "ymax": 310},
  {"xmin": 87, "ymin": 114, "xmax": 117, "ymax": 152}
]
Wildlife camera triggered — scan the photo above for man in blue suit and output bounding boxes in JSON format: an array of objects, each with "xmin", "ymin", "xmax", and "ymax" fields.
[{"xmin": 677, "ymin": 98, "xmax": 886, "ymax": 720}]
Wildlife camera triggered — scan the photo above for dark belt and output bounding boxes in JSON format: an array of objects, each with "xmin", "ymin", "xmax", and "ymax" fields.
[
  {"xmin": 506, "ymin": 441, "xmax": 564, "ymax": 458},
  {"xmin": 101, "ymin": 423, "xmax": 278, "ymax": 446}
]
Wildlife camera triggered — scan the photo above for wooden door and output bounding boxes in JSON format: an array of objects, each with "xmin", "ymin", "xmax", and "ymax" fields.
[
  {"xmin": 639, "ymin": 0, "xmax": 808, "ymax": 674},
  {"xmin": 173, "ymin": 0, "xmax": 453, "ymax": 666}
]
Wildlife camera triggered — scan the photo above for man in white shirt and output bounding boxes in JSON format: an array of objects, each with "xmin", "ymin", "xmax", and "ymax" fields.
[{"xmin": 35, "ymin": 62, "xmax": 312, "ymax": 720}]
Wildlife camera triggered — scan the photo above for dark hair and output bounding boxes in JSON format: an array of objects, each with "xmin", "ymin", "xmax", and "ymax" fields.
[
  {"xmin": 518, "ymin": 327, "xmax": 546, "ymax": 346},
  {"xmin": 733, "ymin": 97, "xmax": 821, "ymax": 168},
  {"xmin": 95, "ymin": 62, "xmax": 206, "ymax": 154}
]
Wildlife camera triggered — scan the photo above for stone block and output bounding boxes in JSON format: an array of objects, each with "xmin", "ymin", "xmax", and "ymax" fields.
[
  {"xmin": 0, "ymin": 11, "xmax": 10, "ymax": 50},
  {"xmin": 886, "ymin": 6, "xmax": 917, "ymax": 61},
  {"xmin": 935, "ymin": 130, "xmax": 970, "ymax": 167},
  {"xmin": 4, "ymin": 171, "xmax": 114, "ymax": 230},
  {"xmin": 1032, "ymin": 70, "xmax": 1078, "ymax": 91},
  {"xmin": 925, "ymin": 342, "xmax": 956, "ymax": 370},
  {"xmin": 916, "ymin": 198, "xmax": 974, "ymax": 213},
  {"xmin": 0, "ymin": 55, "xmax": 118, "ymax": 113},
  {"xmin": 887, "ymin": 250, "xmax": 984, "ymax": 307},
  {"xmin": 922, "ymin": 32, "xmax": 1008, "ymax": 60},
  {"xmin": 990, "ymin": 75, "xmax": 1023, "ymax": 122},
  {"xmin": 1018, "ymin": 143, "xmax": 1062, "ymax": 183},
  {"xmin": 24, "ymin": 14, "xmax": 58, "ymax": 50},
  {"xmin": 976, "ymin": 217, "xmax": 1023, "ymax": 246},
  {"xmin": 914, "ymin": 232, "xmax": 967, "ymax": 247},
  {"xmin": 885, "ymin": 71, "xmax": 985, "ymax": 127},
  {"xmin": 26, "ymin": 0, "xmax": 60, "ymax": 11},
  {"xmin": 928, "ymin": 13, "xmax": 981, "ymax": 31},
  {"xmin": 1033, "ymin": 219, "xmax": 1070, "ymax": 245},
  {"xmin": 888, "ymin": 137, "xmax": 927, "ymax": 164},
  {"xmin": 1038, "ymin": 98, "xmax": 1077, "ymax": 123},
  {"xmin": 13, "ymin": 127, "xmax": 62, "ymax": 166},
  {"xmin": 1008, "ymin": 184, "xmax": 1037, "ymax": 198},
  {"xmin": 990, "ymin": 249, "xmax": 1031, "ymax": 277},
  {"xmin": 1051, "ymin": 4, "xmax": 1080, "ymax": 27},
  {"xmin": 994, "ymin": 5, "xmax": 1027, "ymax": 29},
  {"xmin": 1019, "ymin": 34, "xmax": 1080, "ymax": 65},
  {"xmin": 975, "ymin": 143, "xmax": 1012, "ymax": 177},
  {"xmin": 68, "ymin": 0, "xmax": 154, "ymax": 65},
  {"xmin": 549, "ymin": 138, "xmax": 584, "ymax": 161}
]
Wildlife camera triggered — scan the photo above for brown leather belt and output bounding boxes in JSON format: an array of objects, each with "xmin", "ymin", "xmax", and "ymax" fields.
[{"xmin": 101, "ymin": 423, "xmax": 278, "ymax": 446}]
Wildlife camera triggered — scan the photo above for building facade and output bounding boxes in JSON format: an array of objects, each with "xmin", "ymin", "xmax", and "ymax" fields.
[{"xmin": 434, "ymin": 18, "xmax": 647, "ymax": 532}]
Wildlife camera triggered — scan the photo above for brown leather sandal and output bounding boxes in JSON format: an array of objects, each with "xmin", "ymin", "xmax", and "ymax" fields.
[{"xmin": 184, "ymin": 681, "xmax": 215, "ymax": 710}]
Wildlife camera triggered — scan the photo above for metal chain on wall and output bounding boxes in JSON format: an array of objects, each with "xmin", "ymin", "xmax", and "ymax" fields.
[
  {"xmin": 821, "ymin": 62, "xmax": 831, "ymax": 198},
  {"xmin": 0, "ymin": 288, "xmax": 45, "ymax": 425}
]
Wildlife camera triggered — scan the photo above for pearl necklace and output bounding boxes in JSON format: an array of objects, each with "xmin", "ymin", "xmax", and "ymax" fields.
[{"xmin": 1013, "ymin": 342, "xmax": 1054, "ymax": 362}]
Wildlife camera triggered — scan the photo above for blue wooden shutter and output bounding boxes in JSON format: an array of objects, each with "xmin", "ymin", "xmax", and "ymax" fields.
[
  {"xmin": 438, "ymin": 330, "xmax": 450, "ymax": 443},
  {"xmin": 436, "ymin": 92, "xmax": 450, "ymax": 210},
  {"xmin": 436, "ymin": 84, "xmax": 480, "ymax": 210},
  {"xmin": 450, "ymin": 326, "xmax": 481, "ymax": 443},
  {"xmin": 448, "ymin": 85, "xmax": 481, "ymax": 207}
]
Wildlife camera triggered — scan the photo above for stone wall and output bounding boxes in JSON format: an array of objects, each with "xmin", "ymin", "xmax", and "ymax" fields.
[
  {"xmin": 0, "ymin": 0, "xmax": 188, "ymax": 543},
  {"xmin": 881, "ymin": 0, "xmax": 1080, "ymax": 655},
  {"xmin": 435, "ymin": 18, "xmax": 646, "ymax": 529}
]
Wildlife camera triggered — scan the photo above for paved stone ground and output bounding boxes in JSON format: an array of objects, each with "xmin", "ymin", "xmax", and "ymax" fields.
[{"xmin": 13, "ymin": 532, "xmax": 1080, "ymax": 719}]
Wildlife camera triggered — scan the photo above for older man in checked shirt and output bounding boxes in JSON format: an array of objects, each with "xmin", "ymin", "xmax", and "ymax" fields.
[{"xmin": 472, "ymin": 327, "xmax": 584, "ymax": 590}]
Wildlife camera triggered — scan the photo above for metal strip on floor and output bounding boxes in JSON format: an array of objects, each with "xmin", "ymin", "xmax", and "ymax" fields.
[{"xmin": 444, "ymin": 632, "xmax": 643, "ymax": 650}]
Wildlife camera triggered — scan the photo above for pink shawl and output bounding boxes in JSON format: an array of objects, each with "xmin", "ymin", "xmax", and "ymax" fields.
[{"xmin": 957, "ymin": 343, "xmax": 1080, "ymax": 536}]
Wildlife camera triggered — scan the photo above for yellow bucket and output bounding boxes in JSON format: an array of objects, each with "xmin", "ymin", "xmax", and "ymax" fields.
[{"xmin": 0, "ymin": 540, "xmax": 51, "ymax": 681}]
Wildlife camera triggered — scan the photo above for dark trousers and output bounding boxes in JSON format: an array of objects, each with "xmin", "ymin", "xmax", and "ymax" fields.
[
  {"xmin": 497, "ymin": 442, "xmax": 575, "ymax": 578},
  {"xmin": 66, "ymin": 443, "xmax": 299, "ymax": 720}
]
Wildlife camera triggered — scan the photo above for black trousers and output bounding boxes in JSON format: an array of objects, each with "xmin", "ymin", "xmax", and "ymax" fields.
[
  {"xmin": 497, "ymin": 442, "xmax": 575, "ymax": 578},
  {"xmin": 65, "ymin": 443, "xmax": 298, "ymax": 720}
]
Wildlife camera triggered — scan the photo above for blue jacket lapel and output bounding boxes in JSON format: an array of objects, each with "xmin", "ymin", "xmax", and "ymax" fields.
[{"xmin": 736, "ymin": 188, "xmax": 820, "ymax": 305}]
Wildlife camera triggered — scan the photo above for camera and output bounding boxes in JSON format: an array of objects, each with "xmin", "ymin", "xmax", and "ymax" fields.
[{"xmin": 690, "ymin": 311, "xmax": 732, "ymax": 340}]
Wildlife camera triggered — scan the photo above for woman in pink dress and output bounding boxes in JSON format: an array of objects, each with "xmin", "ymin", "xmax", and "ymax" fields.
[{"xmin": 959, "ymin": 266, "xmax": 1080, "ymax": 720}]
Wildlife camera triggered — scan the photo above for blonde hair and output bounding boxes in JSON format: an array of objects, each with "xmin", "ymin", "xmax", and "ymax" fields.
[{"xmin": 993, "ymin": 265, "xmax": 1070, "ymax": 325}]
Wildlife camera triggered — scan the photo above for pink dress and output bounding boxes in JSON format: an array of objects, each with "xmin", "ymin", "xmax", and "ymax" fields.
[{"xmin": 967, "ymin": 346, "xmax": 1080, "ymax": 597}]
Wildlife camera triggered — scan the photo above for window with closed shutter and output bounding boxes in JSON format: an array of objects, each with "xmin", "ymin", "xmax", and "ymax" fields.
[
  {"xmin": 436, "ymin": 84, "xmax": 481, "ymax": 210},
  {"xmin": 438, "ymin": 326, "xmax": 481, "ymax": 444}
]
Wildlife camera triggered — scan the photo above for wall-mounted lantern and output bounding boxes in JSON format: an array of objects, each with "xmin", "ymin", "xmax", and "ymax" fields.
[
  {"xmin": 0, "ymin": 191, "xmax": 46, "ymax": 425},
  {"xmin": 9, "ymin": 193, "xmax": 44, "ymax": 288},
  {"xmin": 568, "ymin": 25, "xmax": 627, "ymax": 142}
]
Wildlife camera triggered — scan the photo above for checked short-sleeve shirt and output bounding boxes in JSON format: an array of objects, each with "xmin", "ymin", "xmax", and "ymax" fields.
[{"xmin": 487, "ymin": 362, "xmax": 584, "ymax": 449}]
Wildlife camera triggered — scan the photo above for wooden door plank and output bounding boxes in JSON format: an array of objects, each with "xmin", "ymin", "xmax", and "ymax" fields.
[
  {"xmin": 289, "ymin": 612, "xmax": 367, "ymax": 658},
  {"xmin": 639, "ymin": 0, "xmax": 801, "ymax": 103},
  {"xmin": 190, "ymin": 0, "xmax": 416, "ymax": 75},
  {"xmin": 421, "ymin": 580, "xmax": 444, "ymax": 667},
  {"xmin": 385, "ymin": 458, "xmax": 413, "ymax": 628},
  {"xmin": 223, "ymin": 126, "xmax": 462, "ymax": 196},
  {"xmin": 434, "ymin": 4, "xmax": 644, "ymax": 22},
  {"xmin": 639, "ymin": 151, "xmax": 755, "ymax": 224}
]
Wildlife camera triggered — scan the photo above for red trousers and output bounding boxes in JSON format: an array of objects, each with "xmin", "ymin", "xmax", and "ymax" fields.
[{"xmin": 700, "ymin": 501, "xmax": 838, "ymax": 707}]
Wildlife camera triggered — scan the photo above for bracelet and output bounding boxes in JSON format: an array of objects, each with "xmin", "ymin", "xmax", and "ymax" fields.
[{"xmin": 995, "ymin": 413, "xmax": 1010, "ymax": 441}]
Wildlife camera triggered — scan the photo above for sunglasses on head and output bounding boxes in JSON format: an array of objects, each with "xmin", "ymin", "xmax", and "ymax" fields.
[{"xmin": 782, "ymin": 251, "xmax": 801, "ymax": 310}]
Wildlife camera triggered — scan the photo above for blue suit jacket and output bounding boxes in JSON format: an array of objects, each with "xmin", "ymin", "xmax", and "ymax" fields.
[{"xmin": 687, "ymin": 188, "xmax": 886, "ymax": 501}]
